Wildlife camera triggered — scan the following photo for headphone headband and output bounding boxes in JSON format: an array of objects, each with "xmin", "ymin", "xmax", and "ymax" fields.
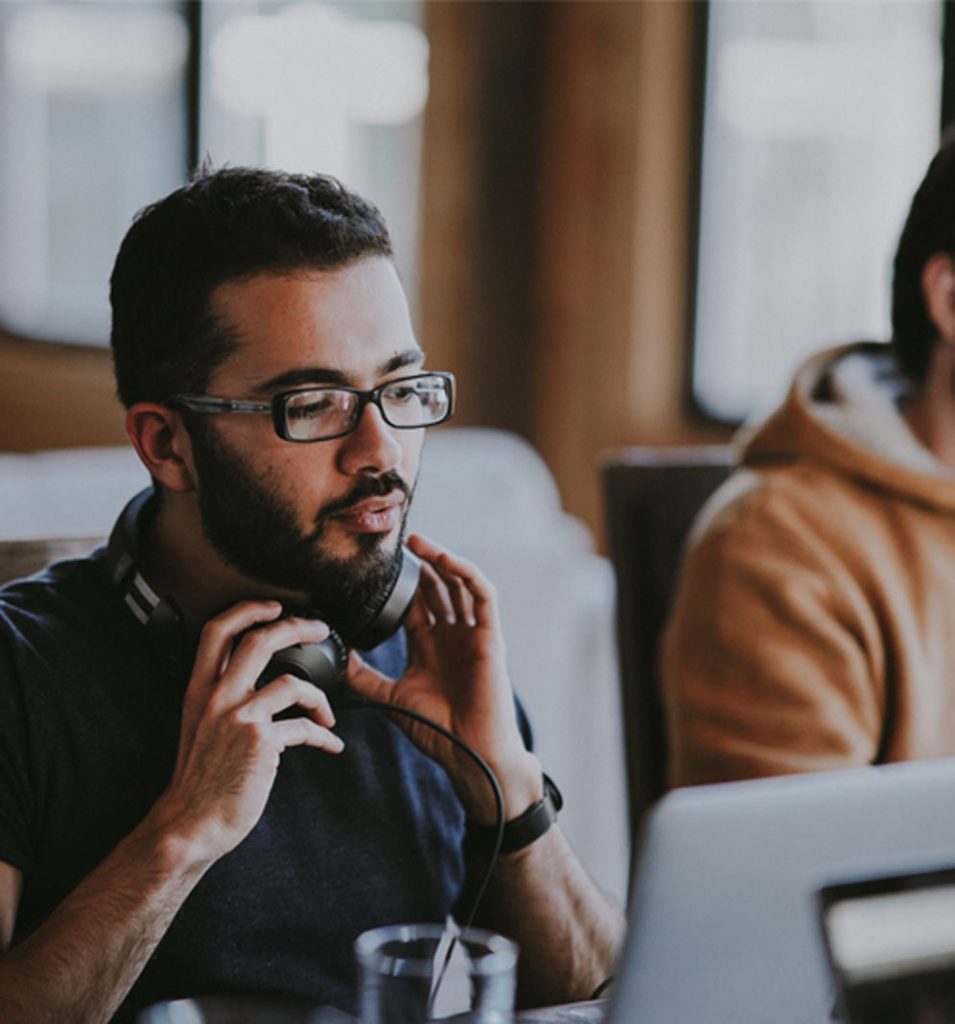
[{"xmin": 106, "ymin": 487, "xmax": 188, "ymax": 675}]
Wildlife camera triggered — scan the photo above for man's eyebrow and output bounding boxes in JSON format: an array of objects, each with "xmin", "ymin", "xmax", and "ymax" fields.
[
  {"xmin": 380, "ymin": 349, "xmax": 425, "ymax": 375},
  {"xmin": 253, "ymin": 349, "xmax": 425, "ymax": 394}
]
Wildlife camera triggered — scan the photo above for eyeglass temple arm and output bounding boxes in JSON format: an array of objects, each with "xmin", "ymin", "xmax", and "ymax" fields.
[{"xmin": 168, "ymin": 395, "xmax": 271, "ymax": 414}]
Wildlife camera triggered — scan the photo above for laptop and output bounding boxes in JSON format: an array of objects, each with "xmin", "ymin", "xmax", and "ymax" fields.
[
  {"xmin": 818, "ymin": 863, "xmax": 955, "ymax": 1023},
  {"xmin": 604, "ymin": 758, "xmax": 955, "ymax": 1024}
]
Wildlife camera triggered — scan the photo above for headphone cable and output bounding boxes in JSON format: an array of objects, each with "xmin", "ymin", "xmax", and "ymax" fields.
[{"xmin": 335, "ymin": 694, "xmax": 506, "ymax": 1013}]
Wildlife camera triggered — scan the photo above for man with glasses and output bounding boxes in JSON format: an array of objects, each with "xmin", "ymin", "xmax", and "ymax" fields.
[{"xmin": 0, "ymin": 168, "xmax": 623, "ymax": 1022}]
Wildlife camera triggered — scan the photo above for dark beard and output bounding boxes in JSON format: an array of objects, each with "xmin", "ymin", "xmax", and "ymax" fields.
[{"xmin": 189, "ymin": 423, "xmax": 412, "ymax": 648}]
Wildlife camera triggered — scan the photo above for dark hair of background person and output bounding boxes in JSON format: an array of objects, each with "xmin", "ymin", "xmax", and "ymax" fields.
[
  {"xmin": 891, "ymin": 125, "xmax": 955, "ymax": 386},
  {"xmin": 109, "ymin": 166, "xmax": 394, "ymax": 410}
]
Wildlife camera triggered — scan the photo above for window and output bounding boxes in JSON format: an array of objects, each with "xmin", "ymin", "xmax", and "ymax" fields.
[
  {"xmin": 692, "ymin": 1, "xmax": 943, "ymax": 423},
  {"xmin": 0, "ymin": 0, "xmax": 427, "ymax": 348},
  {"xmin": 0, "ymin": 2, "xmax": 187, "ymax": 346},
  {"xmin": 200, "ymin": 1, "xmax": 427, "ymax": 309}
]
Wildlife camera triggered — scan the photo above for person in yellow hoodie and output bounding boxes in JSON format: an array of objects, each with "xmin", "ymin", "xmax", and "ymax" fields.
[{"xmin": 663, "ymin": 132, "xmax": 955, "ymax": 788}]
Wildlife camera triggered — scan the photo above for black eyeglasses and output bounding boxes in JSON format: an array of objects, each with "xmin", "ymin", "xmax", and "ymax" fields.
[{"xmin": 165, "ymin": 371, "xmax": 455, "ymax": 443}]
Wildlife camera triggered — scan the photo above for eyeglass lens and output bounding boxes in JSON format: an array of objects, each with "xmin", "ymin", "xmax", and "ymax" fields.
[{"xmin": 283, "ymin": 376, "xmax": 450, "ymax": 441}]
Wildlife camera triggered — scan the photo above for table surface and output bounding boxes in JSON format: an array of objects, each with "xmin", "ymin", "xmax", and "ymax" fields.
[
  {"xmin": 516, "ymin": 999, "xmax": 607, "ymax": 1023},
  {"xmin": 138, "ymin": 996, "xmax": 608, "ymax": 1024}
]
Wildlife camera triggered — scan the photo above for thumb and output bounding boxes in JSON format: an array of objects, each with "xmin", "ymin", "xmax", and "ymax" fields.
[{"xmin": 345, "ymin": 650, "xmax": 396, "ymax": 704}]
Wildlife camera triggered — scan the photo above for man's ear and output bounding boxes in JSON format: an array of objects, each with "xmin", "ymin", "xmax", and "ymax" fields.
[
  {"xmin": 921, "ymin": 253, "xmax": 955, "ymax": 346},
  {"xmin": 125, "ymin": 403, "xmax": 197, "ymax": 493}
]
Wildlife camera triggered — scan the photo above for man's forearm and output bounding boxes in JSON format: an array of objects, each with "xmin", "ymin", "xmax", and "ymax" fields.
[
  {"xmin": 476, "ymin": 827, "xmax": 625, "ymax": 1008},
  {"xmin": 0, "ymin": 606, "xmax": 350, "ymax": 1024},
  {"xmin": 0, "ymin": 814, "xmax": 208, "ymax": 1024}
]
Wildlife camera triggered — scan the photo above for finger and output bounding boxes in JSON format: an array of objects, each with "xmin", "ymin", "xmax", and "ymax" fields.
[
  {"xmin": 246, "ymin": 674, "xmax": 336, "ymax": 727},
  {"xmin": 417, "ymin": 559, "xmax": 456, "ymax": 624},
  {"xmin": 181, "ymin": 602, "xmax": 289, "ymax": 753},
  {"xmin": 409, "ymin": 536, "xmax": 497, "ymax": 629},
  {"xmin": 403, "ymin": 588, "xmax": 436, "ymax": 633},
  {"xmin": 408, "ymin": 534, "xmax": 490, "ymax": 593},
  {"xmin": 190, "ymin": 600, "xmax": 285, "ymax": 692},
  {"xmin": 435, "ymin": 565, "xmax": 477, "ymax": 627},
  {"xmin": 344, "ymin": 650, "xmax": 396, "ymax": 704},
  {"xmin": 216, "ymin": 617, "xmax": 331, "ymax": 704},
  {"xmin": 273, "ymin": 716, "xmax": 345, "ymax": 755},
  {"xmin": 420, "ymin": 566, "xmax": 473, "ymax": 626},
  {"xmin": 438, "ymin": 556, "xmax": 497, "ymax": 630},
  {"xmin": 406, "ymin": 532, "xmax": 462, "ymax": 565}
]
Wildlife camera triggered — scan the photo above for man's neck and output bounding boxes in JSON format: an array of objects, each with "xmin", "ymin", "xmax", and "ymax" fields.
[
  {"xmin": 901, "ymin": 343, "xmax": 955, "ymax": 472},
  {"xmin": 139, "ymin": 492, "xmax": 293, "ymax": 632}
]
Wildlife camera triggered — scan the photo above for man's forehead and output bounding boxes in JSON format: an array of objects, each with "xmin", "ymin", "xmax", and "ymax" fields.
[
  {"xmin": 209, "ymin": 262, "xmax": 408, "ymax": 334},
  {"xmin": 207, "ymin": 261, "xmax": 422, "ymax": 391},
  {"xmin": 245, "ymin": 349, "xmax": 425, "ymax": 394}
]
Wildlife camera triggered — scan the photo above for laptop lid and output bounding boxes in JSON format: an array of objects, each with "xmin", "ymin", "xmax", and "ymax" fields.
[{"xmin": 605, "ymin": 758, "xmax": 955, "ymax": 1024}]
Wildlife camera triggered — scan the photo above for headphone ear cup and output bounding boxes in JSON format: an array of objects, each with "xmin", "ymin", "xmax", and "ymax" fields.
[
  {"xmin": 351, "ymin": 547, "xmax": 420, "ymax": 651},
  {"xmin": 258, "ymin": 633, "xmax": 349, "ymax": 695}
]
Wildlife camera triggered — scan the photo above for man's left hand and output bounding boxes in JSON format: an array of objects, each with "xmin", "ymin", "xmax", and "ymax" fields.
[{"xmin": 345, "ymin": 533, "xmax": 542, "ymax": 822}]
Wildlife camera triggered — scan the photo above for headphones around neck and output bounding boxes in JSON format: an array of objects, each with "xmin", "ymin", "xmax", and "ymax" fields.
[
  {"xmin": 105, "ymin": 487, "xmax": 420, "ymax": 692},
  {"xmin": 106, "ymin": 494, "xmax": 530, "ymax": 937}
]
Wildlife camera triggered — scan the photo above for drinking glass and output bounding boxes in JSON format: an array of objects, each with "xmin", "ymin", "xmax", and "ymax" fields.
[{"xmin": 355, "ymin": 923, "xmax": 518, "ymax": 1024}]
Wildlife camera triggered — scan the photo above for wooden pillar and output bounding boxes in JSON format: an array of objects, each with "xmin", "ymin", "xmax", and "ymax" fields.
[
  {"xmin": 418, "ymin": 1, "xmax": 549, "ymax": 436},
  {"xmin": 531, "ymin": 1, "xmax": 703, "ymax": 533},
  {"xmin": 418, "ymin": 1, "xmax": 707, "ymax": 540}
]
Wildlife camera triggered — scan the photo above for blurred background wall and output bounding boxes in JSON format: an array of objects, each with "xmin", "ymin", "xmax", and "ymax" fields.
[{"xmin": 0, "ymin": 0, "xmax": 947, "ymax": 545}]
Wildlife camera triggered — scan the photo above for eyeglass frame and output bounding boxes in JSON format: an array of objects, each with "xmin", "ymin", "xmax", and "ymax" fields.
[{"xmin": 164, "ymin": 371, "xmax": 456, "ymax": 443}]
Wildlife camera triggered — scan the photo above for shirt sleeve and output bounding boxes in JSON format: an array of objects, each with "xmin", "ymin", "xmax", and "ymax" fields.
[
  {"xmin": 661, "ymin": 494, "xmax": 885, "ymax": 787},
  {"xmin": 0, "ymin": 628, "xmax": 35, "ymax": 872}
]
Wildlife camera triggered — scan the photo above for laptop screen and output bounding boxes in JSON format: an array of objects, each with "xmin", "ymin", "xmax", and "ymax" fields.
[{"xmin": 818, "ymin": 865, "xmax": 955, "ymax": 1024}]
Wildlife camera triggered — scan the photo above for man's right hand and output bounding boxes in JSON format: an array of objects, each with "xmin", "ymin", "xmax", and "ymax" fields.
[
  {"xmin": 0, "ymin": 600, "xmax": 346, "ymax": 1024},
  {"xmin": 149, "ymin": 600, "xmax": 345, "ymax": 865}
]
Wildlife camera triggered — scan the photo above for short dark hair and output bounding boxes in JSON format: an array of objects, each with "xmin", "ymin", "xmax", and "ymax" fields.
[
  {"xmin": 109, "ymin": 166, "xmax": 393, "ymax": 407},
  {"xmin": 891, "ymin": 127, "xmax": 955, "ymax": 385}
]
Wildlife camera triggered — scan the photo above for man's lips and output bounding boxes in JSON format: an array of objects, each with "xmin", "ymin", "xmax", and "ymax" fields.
[{"xmin": 325, "ymin": 492, "xmax": 405, "ymax": 533}]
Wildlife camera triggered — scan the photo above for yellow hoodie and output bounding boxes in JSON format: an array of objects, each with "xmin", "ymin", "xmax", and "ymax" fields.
[{"xmin": 663, "ymin": 342, "xmax": 955, "ymax": 787}]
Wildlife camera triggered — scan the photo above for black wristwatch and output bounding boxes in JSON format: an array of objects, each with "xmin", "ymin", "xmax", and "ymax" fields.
[{"xmin": 465, "ymin": 773, "xmax": 563, "ymax": 856}]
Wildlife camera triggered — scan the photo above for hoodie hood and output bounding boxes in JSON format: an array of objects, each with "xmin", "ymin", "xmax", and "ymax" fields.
[{"xmin": 742, "ymin": 341, "xmax": 955, "ymax": 511}]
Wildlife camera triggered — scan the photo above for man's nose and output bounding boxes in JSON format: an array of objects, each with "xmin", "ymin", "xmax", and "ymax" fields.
[{"xmin": 336, "ymin": 401, "xmax": 403, "ymax": 476}]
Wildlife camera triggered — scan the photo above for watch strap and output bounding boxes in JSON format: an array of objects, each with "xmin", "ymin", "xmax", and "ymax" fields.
[{"xmin": 465, "ymin": 773, "xmax": 563, "ymax": 856}]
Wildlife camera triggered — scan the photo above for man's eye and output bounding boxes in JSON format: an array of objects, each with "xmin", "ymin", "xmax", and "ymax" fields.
[
  {"xmin": 388, "ymin": 386, "xmax": 418, "ymax": 403},
  {"xmin": 289, "ymin": 395, "xmax": 338, "ymax": 419}
]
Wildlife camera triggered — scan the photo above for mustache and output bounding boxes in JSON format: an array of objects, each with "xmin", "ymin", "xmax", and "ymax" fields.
[{"xmin": 315, "ymin": 471, "xmax": 411, "ymax": 522}]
